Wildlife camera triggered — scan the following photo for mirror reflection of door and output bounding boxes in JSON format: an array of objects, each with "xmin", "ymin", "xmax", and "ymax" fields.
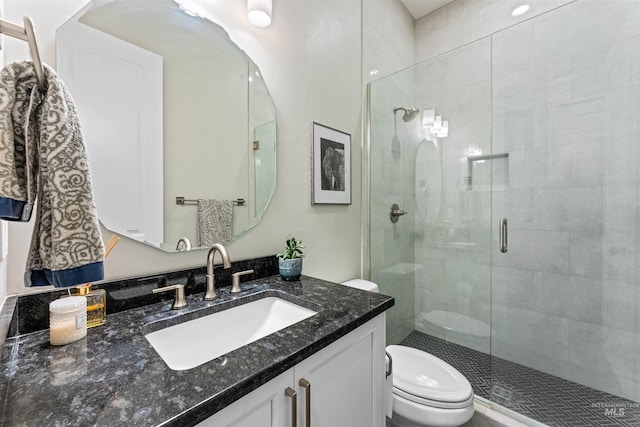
[{"xmin": 56, "ymin": 0, "xmax": 277, "ymax": 252}]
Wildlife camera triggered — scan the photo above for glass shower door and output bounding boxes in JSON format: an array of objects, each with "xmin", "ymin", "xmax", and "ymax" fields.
[
  {"xmin": 369, "ymin": 37, "xmax": 494, "ymax": 376},
  {"xmin": 490, "ymin": 0, "xmax": 640, "ymax": 423}
]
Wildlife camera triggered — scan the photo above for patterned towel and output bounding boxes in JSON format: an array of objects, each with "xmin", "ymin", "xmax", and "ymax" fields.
[
  {"xmin": 0, "ymin": 61, "xmax": 105, "ymax": 287},
  {"xmin": 196, "ymin": 199, "xmax": 232, "ymax": 247},
  {"xmin": 0, "ymin": 62, "xmax": 38, "ymax": 221}
]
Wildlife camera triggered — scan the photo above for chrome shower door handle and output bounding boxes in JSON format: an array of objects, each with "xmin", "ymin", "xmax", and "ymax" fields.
[{"xmin": 499, "ymin": 218, "xmax": 508, "ymax": 253}]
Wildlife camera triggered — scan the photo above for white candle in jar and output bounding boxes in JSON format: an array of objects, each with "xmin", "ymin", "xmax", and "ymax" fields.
[{"xmin": 50, "ymin": 296, "xmax": 87, "ymax": 346}]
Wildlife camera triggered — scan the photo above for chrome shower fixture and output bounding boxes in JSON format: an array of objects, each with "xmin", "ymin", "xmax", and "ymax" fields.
[{"xmin": 393, "ymin": 107, "xmax": 420, "ymax": 122}]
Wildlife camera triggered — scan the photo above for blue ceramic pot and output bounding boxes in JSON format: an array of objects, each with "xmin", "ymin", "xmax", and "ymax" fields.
[{"xmin": 279, "ymin": 257, "xmax": 302, "ymax": 281}]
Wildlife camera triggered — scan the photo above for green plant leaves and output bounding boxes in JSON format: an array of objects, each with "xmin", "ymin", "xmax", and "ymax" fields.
[{"xmin": 276, "ymin": 235, "xmax": 305, "ymax": 259}]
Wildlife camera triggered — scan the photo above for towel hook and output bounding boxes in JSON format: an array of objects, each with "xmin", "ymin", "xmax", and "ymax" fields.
[
  {"xmin": 0, "ymin": 16, "xmax": 46, "ymax": 91},
  {"xmin": 23, "ymin": 17, "xmax": 46, "ymax": 92}
]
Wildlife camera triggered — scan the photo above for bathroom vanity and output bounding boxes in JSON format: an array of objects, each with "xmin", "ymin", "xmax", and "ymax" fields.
[{"xmin": 0, "ymin": 274, "xmax": 393, "ymax": 426}]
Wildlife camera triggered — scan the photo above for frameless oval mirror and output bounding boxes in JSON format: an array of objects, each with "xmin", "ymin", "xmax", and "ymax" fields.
[
  {"xmin": 415, "ymin": 138, "xmax": 442, "ymax": 223},
  {"xmin": 56, "ymin": 0, "xmax": 276, "ymax": 252}
]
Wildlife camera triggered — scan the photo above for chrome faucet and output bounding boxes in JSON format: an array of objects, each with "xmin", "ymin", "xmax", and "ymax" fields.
[{"xmin": 205, "ymin": 243, "xmax": 231, "ymax": 300}]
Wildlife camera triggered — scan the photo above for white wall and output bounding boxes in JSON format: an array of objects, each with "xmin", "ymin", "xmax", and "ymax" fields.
[{"xmin": 4, "ymin": 0, "xmax": 362, "ymax": 295}]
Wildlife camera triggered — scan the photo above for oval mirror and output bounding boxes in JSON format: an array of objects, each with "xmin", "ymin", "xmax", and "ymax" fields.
[
  {"xmin": 56, "ymin": 0, "xmax": 276, "ymax": 252},
  {"xmin": 415, "ymin": 138, "xmax": 442, "ymax": 223}
]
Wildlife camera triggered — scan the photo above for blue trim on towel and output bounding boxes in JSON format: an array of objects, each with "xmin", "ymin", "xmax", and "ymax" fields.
[
  {"xmin": 29, "ymin": 261, "xmax": 104, "ymax": 288},
  {"xmin": 0, "ymin": 197, "xmax": 32, "ymax": 221}
]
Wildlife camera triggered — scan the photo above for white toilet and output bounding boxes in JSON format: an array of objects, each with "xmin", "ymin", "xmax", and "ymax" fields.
[{"xmin": 342, "ymin": 279, "xmax": 475, "ymax": 427}]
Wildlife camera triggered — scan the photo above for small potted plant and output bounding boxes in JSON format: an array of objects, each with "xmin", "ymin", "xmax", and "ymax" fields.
[{"xmin": 276, "ymin": 236, "xmax": 305, "ymax": 281}]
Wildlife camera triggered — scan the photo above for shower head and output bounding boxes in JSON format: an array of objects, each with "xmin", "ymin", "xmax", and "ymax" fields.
[{"xmin": 393, "ymin": 107, "xmax": 420, "ymax": 122}]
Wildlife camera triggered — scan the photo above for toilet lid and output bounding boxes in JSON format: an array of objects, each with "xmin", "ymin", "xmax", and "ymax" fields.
[{"xmin": 387, "ymin": 345, "xmax": 473, "ymax": 408}]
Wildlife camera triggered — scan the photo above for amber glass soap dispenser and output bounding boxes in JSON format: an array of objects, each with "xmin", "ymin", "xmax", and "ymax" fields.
[{"xmin": 76, "ymin": 283, "xmax": 106, "ymax": 328}]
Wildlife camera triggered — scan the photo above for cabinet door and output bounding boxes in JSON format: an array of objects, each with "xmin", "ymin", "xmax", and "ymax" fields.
[
  {"xmin": 295, "ymin": 315, "xmax": 385, "ymax": 427},
  {"xmin": 196, "ymin": 368, "xmax": 294, "ymax": 427}
]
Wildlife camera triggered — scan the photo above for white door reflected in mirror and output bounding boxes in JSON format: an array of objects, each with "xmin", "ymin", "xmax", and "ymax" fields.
[{"xmin": 56, "ymin": 0, "xmax": 277, "ymax": 252}]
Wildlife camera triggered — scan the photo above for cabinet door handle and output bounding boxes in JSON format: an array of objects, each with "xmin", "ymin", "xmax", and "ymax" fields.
[
  {"xmin": 499, "ymin": 218, "xmax": 508, "ymax": 253},
  {"xmin": 299, "ymin": 378, "xmax": 311, "ymax": 427},
  {"xmin": 285, "ymin": 387, "xmax": 297, "ymax": 427}
]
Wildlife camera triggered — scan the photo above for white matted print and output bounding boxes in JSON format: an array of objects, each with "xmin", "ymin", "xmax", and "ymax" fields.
[{"xmin": 311, "ymin": 122, "xmax": 351, "ymax": 205}]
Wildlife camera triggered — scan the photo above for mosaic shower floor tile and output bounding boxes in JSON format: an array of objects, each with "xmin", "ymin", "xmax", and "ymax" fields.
[{"xmin": 400, "ymin": 331, "xmax": 640, "ymax": 427}]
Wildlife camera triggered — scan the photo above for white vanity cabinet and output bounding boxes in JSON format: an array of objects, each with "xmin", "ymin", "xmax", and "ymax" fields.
[{"xmin": 197, "ymin": 314, "xmax": 386, "ymax": 427}]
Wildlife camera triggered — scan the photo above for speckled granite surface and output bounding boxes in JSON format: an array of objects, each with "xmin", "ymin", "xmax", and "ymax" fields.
[
  {"xmin": 5, "ymin": 255, "xmax": 279, "ymax": 338},
  {"xmin": 0, "ymin": 275, "xmax": 393, "ymax": 426}
]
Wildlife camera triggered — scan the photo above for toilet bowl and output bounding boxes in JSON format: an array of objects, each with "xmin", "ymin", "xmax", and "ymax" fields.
[
  {"xmin": 387, "ymin": 345, "xmax": 474, "ymax": 427},
  {"xmin": 341, "ymin": 279, "xmax": 475, "ymax": 427}
]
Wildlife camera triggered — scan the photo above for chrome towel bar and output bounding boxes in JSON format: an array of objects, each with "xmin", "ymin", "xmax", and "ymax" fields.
[{"xmin": 175, "ymin": 196, "xmax": 245, "ymax": 206}]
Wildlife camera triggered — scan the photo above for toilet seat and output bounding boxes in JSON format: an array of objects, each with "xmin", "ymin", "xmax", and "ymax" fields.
[{"xmin": 386, "ymin": 345, "xmax": 473, "ymax": 410}]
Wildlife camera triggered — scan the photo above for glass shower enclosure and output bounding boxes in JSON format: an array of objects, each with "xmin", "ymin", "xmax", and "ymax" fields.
[{"xmin": 369, "ymin": 1, "xmax": 640, "ymax": 425}]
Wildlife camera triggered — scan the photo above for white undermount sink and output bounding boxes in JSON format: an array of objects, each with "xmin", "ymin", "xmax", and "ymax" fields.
[{"xmin": 145, "ymin": 297, "xmax": 317, "ymax": 370}]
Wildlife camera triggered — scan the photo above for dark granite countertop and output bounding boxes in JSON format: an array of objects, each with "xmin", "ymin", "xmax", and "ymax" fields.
[{"xmin": 0, "ymin": 275, "xmax": 394, "ymax": 426}]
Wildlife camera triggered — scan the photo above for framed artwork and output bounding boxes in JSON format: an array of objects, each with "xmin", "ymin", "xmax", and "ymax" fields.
[{"xmin": 311, "ymin": 122, "xmax": 351, "ymax": 205}]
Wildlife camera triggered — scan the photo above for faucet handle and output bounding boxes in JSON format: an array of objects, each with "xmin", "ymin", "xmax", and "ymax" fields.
[
  {"xmin": 231, "ymin": 269, "xmax": 254, "ymax": 293},
  {"xmin": 153, "ymin": 283, "xmax": 187, "ymax": 310}
]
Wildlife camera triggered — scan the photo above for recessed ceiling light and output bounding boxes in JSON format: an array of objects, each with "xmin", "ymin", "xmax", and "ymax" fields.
[{"xmin": 512, "ymin": 4, "xmax": 530, "ymax": 17}]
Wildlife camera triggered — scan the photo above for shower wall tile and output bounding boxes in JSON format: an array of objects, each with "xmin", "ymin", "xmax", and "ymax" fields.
[
  {"xmin": 492, "ymin": 107, "xmax": 535, "ymax": 153},
  {"xmin": 636, "ymin": 337, "xmax": 640, "ymax": 399},
  {"xmin": 532, "ymin": 187, "xmax": 603, "ymax": 232},
  {"xmin": 493, "ymin": 69, "xmax": 540, "ymax": 114},
  {"xmin": 415, "ymin": 288, "xmax": 454, "ymax": 318},
  {"xmin": 600, "ymin": 280, "xmax": 639, "ymax": 333},
  {"xmin": 444, "ymin": 260, "xmax": 490, "ymax": 302},
  {"xmin": 603, "ymin": 185, "xmax": 638, "ymax": 233},
  {"xmin": 569, "ymin": 140, "xmax": 604, "ymax": 187},
  {"xmin": 492, "ymin": 229, "xmax": 570, "ymax": 274},
  {"xmin": 490, "ymin": 266, "xmax": 534, "ymax": 307},
  {"xmin": 492, "ymin": 189, "xmax": 533, "ymax": 230},
  {"xmin": 507, "ymin": 147, "xmax": 572, "ymax": 190},
  {"xmin": 491, "ymin": 21, "xmax": 535, "ymax": 78},
  {"xmin": 569, "ymin": 231, "xmax": 603, "ymax": 279},
  {"xmin": 415, "ymin": 0, "xmax": 574, "ymax": 63},
  {"xmin": 567, "ymin": 321, "xmax": 639, "ymax": 401},
  {"xmin": 492, "ymin": 304, "xmax": 569, "ymax": 369},
  {"xmin": 492, "ymin": 269, "xmax": 602, "ymax": 324},
  {"xmin": 603, "ymin": 230, "xmax": 638, "ymax": 284},
  {"xmin": 604, "ymin": 133, "xmax": 640, "ymax": 186},
  {"xmin": 414, "ymin": 258, "xmax": 445, "ymax": 293},
  {"xmin": 532, "ymin": 272, "xmax": 602, "ymax": 324},
  {"xmin": 376, "ymin": 260, "xmax": 417, "ymax": 345}
]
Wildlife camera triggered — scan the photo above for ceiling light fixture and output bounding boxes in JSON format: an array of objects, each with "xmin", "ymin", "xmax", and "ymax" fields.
[
  {"xmin": 248, "ymin": 0, "xmax": 272, "ymax": 27},
  {"xmin": 512, "ymin": 4, "xmax": 530, "ymax": 17}
]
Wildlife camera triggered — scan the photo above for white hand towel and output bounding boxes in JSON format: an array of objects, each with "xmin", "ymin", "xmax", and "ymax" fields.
[
  {"xmin": 196, "ymin": 199, "xmax": 233, "ymax": 247},
  {"xmin": 385, "ymin": 353, "xmax": 393, "ymax": 419}
]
